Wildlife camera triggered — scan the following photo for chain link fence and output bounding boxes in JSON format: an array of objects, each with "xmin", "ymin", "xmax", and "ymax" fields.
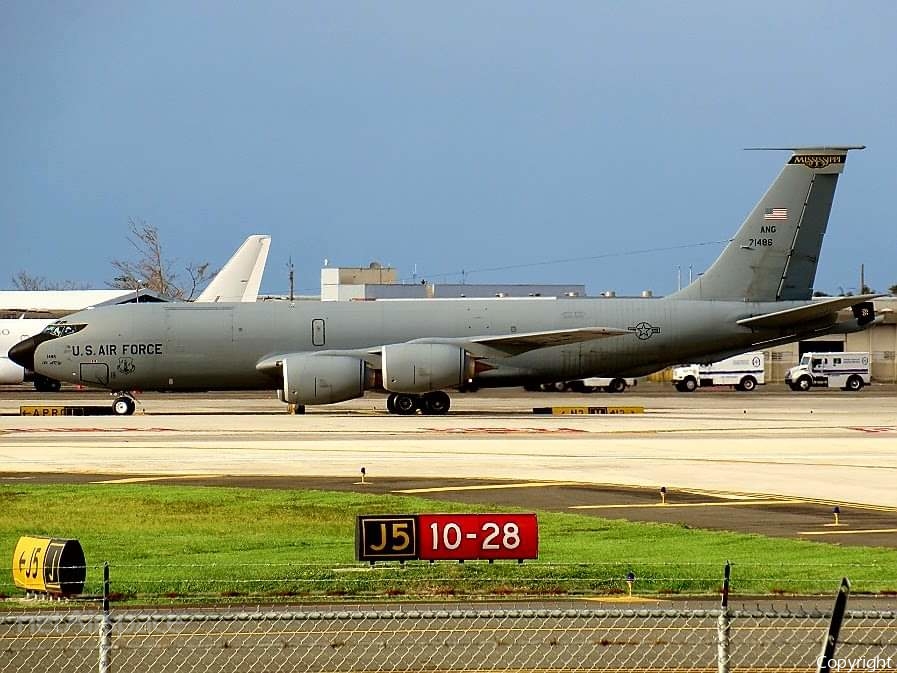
[{"xmin": 3, "ymin": 606, "xmax": 897, "ymax": 673}]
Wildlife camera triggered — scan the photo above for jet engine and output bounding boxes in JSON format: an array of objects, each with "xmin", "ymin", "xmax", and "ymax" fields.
[
  {"xmin": 381, "ymin": 343, "xmax": 474, "ymax": 393},
  {"xmin": 0, "ymin": 358, "xmax": 25, "ymax": 385},
  {"xmin": 281, "ymin": 353, "xmax": 373, "ymax": 405}
]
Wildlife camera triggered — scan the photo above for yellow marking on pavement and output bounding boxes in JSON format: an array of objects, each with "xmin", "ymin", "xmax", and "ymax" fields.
[
  {"xmin": 571, "ymin": 499, "xmax": 802, "ymax": 510},
  {"xmin": 676, "ymin": 488, "xmax": 770, "ymax": 501},
  {"xmin": 395, "ymin": 481, "xmax": 581, "ymax": 494},
  {"xmin": 799, "ymin": 528, "xmax": 897, "ymax": 536},
  {"xmin": 89, "ymin": 475, "xmax": 219, "ymax": 484},
  {"xmin": 582, "ymin": 595, "xmax": 661, "ymax": 604}
]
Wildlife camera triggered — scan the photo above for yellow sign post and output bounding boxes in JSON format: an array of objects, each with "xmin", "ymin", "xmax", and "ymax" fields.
[{"xmin": 12, "ymin": 536, "xmax": 86, "ymax": 595}]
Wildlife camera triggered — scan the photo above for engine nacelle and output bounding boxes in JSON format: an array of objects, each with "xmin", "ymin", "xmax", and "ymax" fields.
[
  {"xmin": 0, "ymin": 358, "xmax": 25, "ymax": 385},
  {"xmin": 282, "ymin": 354, "xmax": 372, "ymax": 405},
  {"xmin": 381, "ymin": 343, "xmax": 473, "ymax": 393}
]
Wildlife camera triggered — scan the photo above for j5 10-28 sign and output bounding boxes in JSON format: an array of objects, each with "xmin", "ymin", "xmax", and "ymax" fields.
[{"xmin": 355, "ymin": 514, "xmax": 538, "ymax": 563}]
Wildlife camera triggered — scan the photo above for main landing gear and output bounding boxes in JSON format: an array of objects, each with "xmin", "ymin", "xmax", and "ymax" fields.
[
  {"xmin": 386, "ymin": 391, "xmax": 451, "ymax": 415},
  {"xmin": 111, "ymin": 393, "xmax": 137, "ymax": 416}
]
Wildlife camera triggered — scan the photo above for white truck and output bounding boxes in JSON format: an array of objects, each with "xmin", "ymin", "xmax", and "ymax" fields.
[
  {"xmin": 785, "ymin": 352, "xmax": 870, "ymax": 391},
  {"xmin": 540, "ymin": 377, "xmax": 637, "ymax": 393},
  {"xmin": 672, "ymin": 352, "xmax": 765, "ymax": 392}
]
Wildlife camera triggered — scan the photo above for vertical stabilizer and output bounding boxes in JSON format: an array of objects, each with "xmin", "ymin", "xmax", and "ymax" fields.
[
  {"xmin": 670, "ymin": 147, "xmax": 863, "ymax": 302},
  {"xmin": 196, "ymin": 235, "xmax": 272, "ymax": 303}
]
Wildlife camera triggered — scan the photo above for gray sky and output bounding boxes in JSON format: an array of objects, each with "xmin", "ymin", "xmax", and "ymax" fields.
[{"xmin": 3, "ymin": 2, "xmax": 895, "ymax": 296}]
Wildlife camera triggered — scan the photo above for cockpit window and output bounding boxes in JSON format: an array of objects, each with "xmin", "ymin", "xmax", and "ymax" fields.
[{"xmin": 42, "ymin": 323, "xmax": 87, "ymax": 337}]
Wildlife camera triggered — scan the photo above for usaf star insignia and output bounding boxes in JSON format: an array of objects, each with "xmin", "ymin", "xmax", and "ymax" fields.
[{"xmin": 627, "ymin": 322, "xmax": 662, "ymax": 340}]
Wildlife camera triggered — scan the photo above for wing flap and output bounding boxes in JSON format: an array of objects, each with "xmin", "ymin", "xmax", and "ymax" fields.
[{"xmin": 736, "ymin": 294, "xmax": 881, "ymax": 330}]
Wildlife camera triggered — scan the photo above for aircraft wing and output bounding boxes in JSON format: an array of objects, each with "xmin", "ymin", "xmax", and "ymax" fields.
[
  {"xmin": 256, "ymin": 326, "xmax": 628, "ymax": 374},
  {"xmin": 736, "ymin": 294, "xmax": 881, "ymax": 330},
  {"xmin": 467, "ymin": 326, "xmax": 629, "ymax": 354}
]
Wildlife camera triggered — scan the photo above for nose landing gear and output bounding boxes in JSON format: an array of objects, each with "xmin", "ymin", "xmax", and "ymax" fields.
[{"xmin": 111, "ymin": 394, "xmax": 137, "ymax": 416}]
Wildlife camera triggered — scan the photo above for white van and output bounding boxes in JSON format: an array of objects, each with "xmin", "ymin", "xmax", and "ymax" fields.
[
  {"xmin": 785, "ymin": 352, "xmax": 870, "ymax": 391},
  {"xmin": 672, "ymin": 352, "xmax": 765, "ymax": 392}
]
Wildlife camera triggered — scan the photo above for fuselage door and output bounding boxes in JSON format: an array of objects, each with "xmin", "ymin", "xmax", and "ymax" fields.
[
  {"xmin": 80, "ymin": 363, "xmax": 109, "ymax": 386},
  {"xmin": 312, "ymin": 319, "xmax": 326, "ymax": 347}
]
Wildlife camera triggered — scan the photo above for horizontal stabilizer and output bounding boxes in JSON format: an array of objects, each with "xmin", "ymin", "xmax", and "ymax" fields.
[{"xmin": 736, "ymin": 294, "xmax": 881, "ymax": 330}]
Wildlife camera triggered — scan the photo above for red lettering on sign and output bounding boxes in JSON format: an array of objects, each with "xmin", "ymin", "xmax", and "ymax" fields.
[{"xmin": 418, "ymin": 513, "xmax": 538, "ymax": 562}]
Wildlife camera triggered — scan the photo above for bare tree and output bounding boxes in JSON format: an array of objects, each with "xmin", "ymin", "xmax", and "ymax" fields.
[
  {"xmin": 109, "ymin": 219, "xmax": 213, "ymax": 300},
  {"xmin": 11, "ymin": 270, "xmax": 88, "ymax": 291}
]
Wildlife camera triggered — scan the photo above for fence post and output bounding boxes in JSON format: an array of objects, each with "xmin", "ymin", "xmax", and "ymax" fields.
[
  {"xmin": 717, "ymin": 561, "xmax": 731, "ymax": 673},
  {"xmin": 817, "ymin": 578, "xmax": 851, "ymax": 673},
  {"xmin": 99, "ymin": 562, "xmax": 112, "ymax": 673}
]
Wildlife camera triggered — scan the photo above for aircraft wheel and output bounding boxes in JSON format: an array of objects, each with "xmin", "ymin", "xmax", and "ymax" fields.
[
  {"xmin": 421, "ymin": 391, "xmax": 451, "ymax": 415},
  {"xmin": 844, "ymin": 375, "xmax": 864, "ymax": 392},
  {"xmin": 33, "ymin": 376, "xmax": 61, "ymax": 393},
  {"xmin": 112, "ymin": 396, "xmax": 136, "ymax": 416},
  {"xmin": 796, "ymin": 376, "xmax": 812, "ymax": 391},
  {"xmin": 739, "ymin": 376, "xmax": 757, "ymax": 392},
  {"xmin": 386, "ymin": 393, "xmax": 397, "ymax": 414},
  {"xmin": 607, "ymin": 378, "xmax": 627, "ymax": 393},
  {"xmin": 291, "ymin": 404, "xmax": 306, "ymax": 414},
  {"xmin": 549, "ymin": 381, "xmax": 568, "ymax": 392},
  {"xmin": 682, "ymin": 377, "xmax": 698, "ymax": 392},
  {"xmin": 392, "ymin": 394, "xmax": 419, "ymax": 415}
]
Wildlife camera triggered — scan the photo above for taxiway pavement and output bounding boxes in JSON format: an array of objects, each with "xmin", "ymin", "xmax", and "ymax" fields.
[{"xmin": 1, "ymin": 386, "xmax": 895, "ymax": 545}]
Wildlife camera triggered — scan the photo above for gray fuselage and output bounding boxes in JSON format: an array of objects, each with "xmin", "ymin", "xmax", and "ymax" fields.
[{"xmin": 33, "ymin": 297, "xmax": 801, "ymax": 392}]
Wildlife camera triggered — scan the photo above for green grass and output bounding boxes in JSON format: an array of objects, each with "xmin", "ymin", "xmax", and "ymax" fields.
[{"xmin": 2, "ymin": 484, "xmax": 896, "ymax": 603}]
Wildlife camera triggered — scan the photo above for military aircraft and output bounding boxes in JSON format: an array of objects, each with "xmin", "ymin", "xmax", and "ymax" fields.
[
  {"xmin": 10, "ymin": 147, "xmax": 879, "ymax": 416},
  {"xmin": 2, "ymin": 234, "xmax": 270, "ymax": 392}
]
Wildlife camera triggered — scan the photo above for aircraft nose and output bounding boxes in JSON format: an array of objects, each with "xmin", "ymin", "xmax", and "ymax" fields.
[{"xmin": 8, "ymin": 336, "xmax": 38, "ymax": 370}]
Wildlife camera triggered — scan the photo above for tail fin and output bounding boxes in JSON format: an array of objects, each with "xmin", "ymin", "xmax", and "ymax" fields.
[
  {"xmin": 195, "ymin": 234, "xmax": 272, "ymax": 303},
  {"xmin": 670, "ymin": 146, "xmax": 863, "ymax": 302}
]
